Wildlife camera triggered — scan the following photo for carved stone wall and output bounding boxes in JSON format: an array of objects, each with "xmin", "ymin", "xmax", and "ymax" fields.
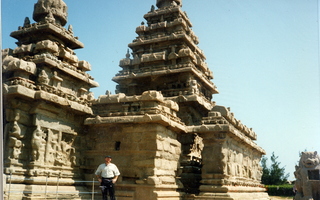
[
  {"xmin": 84, "ymin": 91, "xmax": 185, "ymax": 199},
  {"xmin": 2, "ymin": 0, "xmax": 97, "ymax": 198}
]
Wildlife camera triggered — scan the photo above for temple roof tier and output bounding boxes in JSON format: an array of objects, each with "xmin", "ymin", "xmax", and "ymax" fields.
[
  {"xmin": 144, "ymin": 6, "xmax": 191, "ymax": 28},
  {"xmin": 10, "ymin": 23, "xmax": 83, "ymax": 50},
  {"xmin": 129, "ymin": 33, "xmax": 204, "ymax": 61},
  {"xmin": 32, "ymin": 57, "xmax": 99, "ymax": 88},
  {"xmin": 113, "ymin": 68, "xmax": 217, "ymax": 94}
]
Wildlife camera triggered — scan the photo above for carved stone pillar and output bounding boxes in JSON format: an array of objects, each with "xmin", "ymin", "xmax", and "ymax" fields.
[{"xmin": 199, "ymin": 131, "xmax": 228, "ymax": 195}]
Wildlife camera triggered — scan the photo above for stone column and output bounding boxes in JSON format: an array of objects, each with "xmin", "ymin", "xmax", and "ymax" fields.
[{"xmin": 199, "ymin": 131, "xmax": 228, "ymax": 196}]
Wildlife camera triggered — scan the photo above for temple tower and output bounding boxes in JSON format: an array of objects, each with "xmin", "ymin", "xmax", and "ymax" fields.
[
  {"xmin": 2, "ymin": 0, "xmax": 98, "ymax": 199},
  {"xmin": 113, "ymin": 0, "xmax": 218, "ymax": 126},
  {"xmin": 108, "ymin": 0, "xmax": 269, "ymax": 199}
]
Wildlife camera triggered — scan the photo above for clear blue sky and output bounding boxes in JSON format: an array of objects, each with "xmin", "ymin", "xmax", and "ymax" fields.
[{"xmin": 2, "ymin": 0, "xmax": 320, "ymax": 180}]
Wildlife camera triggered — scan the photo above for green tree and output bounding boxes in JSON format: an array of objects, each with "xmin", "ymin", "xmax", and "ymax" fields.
[
  {"xmin": 261, "ymin": 156, "xmax": 270, "ymax": 184},
  {"xmin": 261, "ymin": 152, "xmax": 289, "ymax": 185}
]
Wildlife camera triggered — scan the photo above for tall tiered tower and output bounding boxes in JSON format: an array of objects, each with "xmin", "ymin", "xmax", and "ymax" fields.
[
  {"xmin": 85, "ymin": 0, "xmax": 269, "ymax": 199},
  {"xmin": 113, "ymin": 0, "xmax": 218, "ymax": 126},
  {"xmin": 2, "ymin": 0, "xmax": 98, "ymax": 199}
]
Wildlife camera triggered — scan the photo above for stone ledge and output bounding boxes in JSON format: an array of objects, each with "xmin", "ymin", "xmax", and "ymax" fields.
[
  {"xmin": 4, "ymin": 84, "xmax": 36, "ymax": 99},
  {"xmin": 187, "ymin": 124, "xmax": 265, "ymax": 154},
  {"xmin": 34, "ymin": 90, "xmax": 93, "ymax": 114},
  {"xmin": 84, "ymin": 114, "xmax": 186, "ymax": 133}
]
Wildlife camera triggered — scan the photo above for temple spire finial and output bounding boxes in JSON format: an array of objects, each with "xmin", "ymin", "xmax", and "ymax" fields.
[
  {"xmin": 156, "ymin": 0, "xmax": 182, "ymax": 8},
  {"xmin": 33, "ymin": 0, "xmax": 68, "ymax": 26}
]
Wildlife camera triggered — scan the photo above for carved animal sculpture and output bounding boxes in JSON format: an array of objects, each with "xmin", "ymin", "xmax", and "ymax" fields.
[{"xmin": 294, "ymin": 151, "xmax": 320, "ymax": 200}]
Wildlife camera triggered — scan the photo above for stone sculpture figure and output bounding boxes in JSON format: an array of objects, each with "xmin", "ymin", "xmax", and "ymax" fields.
[
  {"xmin": 68, "ymin": 24, "xmax": 73, "ymax": 33},
  {"xmin": 8, "ymin": 137, "xmax": 23, "ymax": 160},
  {"xmin": 294, "ymin": 151, "xmax": 320, "ymax": 200},
  {"xmin": 38, "ymin": 69, "xmax": 50, "ymax": 85},
  {"xmin": 56, "ymin": 136, "xmax": 76, "ymax": 166},
  {"xmin": 189, "ymin": 79, "xmax": 199, "ymax": 95},
  {"xmin": 9, "ymin": 120, "xmax": 22, "ymax": 139},
  {"xmin": 88, "ymin": 92, "xmax": 94, "ymax": 100},
  {"xmin": 31, "ymin": 126, "xmax": 47, "ymax": 164},
  {"xmin": 45, "ymin": 129, "xmax": 58, "ymax": 165},
  {"xmin": 45, "ymin": 11, "xmax": 55, "ymax": 23},
  {"xmin": 5, "ymin": 111, "xmax": 26, "ymax": 161},
  {"xmin": 24, "ymin": 17, "xmax": 31, "ymax": 27}
]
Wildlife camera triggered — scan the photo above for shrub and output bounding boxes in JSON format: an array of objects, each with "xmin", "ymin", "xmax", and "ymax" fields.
[{"xmin": 265, "ymin": 184, "xmax": 295, "ymax": 196}]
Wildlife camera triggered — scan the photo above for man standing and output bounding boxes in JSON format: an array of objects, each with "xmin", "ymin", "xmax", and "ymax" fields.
[{"xmin": 95, "ymin": 155, "xmax": 120, "ymax": 200}]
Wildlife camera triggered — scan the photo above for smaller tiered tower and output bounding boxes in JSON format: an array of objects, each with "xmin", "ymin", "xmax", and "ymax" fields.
[{"xmin": 2, "ymin": 0, "xmax": 98, "ymax": 199}]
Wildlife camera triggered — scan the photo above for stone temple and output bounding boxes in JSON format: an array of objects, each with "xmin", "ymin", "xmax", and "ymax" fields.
[{"xmin": 2, "ymin": 0, "xmax": 270, "ymax": 199}]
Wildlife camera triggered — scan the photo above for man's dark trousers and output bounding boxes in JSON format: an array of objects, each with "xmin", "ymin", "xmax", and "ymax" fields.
[{"xmin": 101, "ymin": 178, "xmax": 116, "ymax": 200}]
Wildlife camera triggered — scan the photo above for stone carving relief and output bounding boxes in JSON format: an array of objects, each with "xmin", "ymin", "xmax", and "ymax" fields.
[
  {"xmin": 189, "ymin": 79, "xmax": 199, "ymax": 95},
  {"xmin": 141, "ymin": 50, "xmax": 166, "ymax": 63},
  {"xmin": 187, "ymin": 134, "xmax": 204, "ymax": 160},
  {"xmin": 294, "ymin": 151, "xmax": 320, "ymax": 200},
  {"xmin": 87, "ymin": 92, "xmax": 95, "ymax": 101},
  {"xmin": 132, "ymin": 53, "xmax": 141, "ymax": 65},
  {"xmin": 45, "ymin": 129, "xmax": 58, "ymax": 165},
  {"xmin": 56, "ymin": 135, "xmax": 76, "ymax": 166},
  {"xmin": 51, "ymin": 71, "xmax": 63, "ymax": 88},
  {"xmin": 13, "ymin": 43, "xmax": 35, "ymax": 55},
  {"xmin": 37, "ymin": 69, "xmax": 50, "ymax": 85},
  {"xmin": 5, "ymin": 110, "xmax": 27, "ymax": 162},
  {"xmin": 8, "ymin": 137, "xmax": 23, "ymax": 160},
  {"xmin": 2, "ymin": 55, "xmax": 36, "ymax": 75},
  {"xmin": 45, "ymin": 11, "xmax": 55, "ymax": 24},
  {"xmin": 31, "ymin": 126, "xmax": 77, "ymax": 167},
  {"xmin": 78, "ymin": 60, "xmax": 91, "ymax": 71},
  {"xmin": 222, "ymin": 139, "xmax": 263, "ymax": 184},
  {"xmin": 35, "ymin": 39, "xmax": 59, "ymax": 54},
  {"xmin": 31, "ymin": 126, "xmax": 47, "ymax": 164},
  {"xmin": 168, "ymin": 46, "xmax": 178, "ymax": 65},
  {"xmin": 59, "ymin": 46, "xmax": 78, "ymax": 64},
  {"xmin": 6, "ymin": 121, "xmax": 24, "ymax": 161},
  {"xmin": 178, "ymin": 45, "xmax": 196, "ymax": 62}
]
